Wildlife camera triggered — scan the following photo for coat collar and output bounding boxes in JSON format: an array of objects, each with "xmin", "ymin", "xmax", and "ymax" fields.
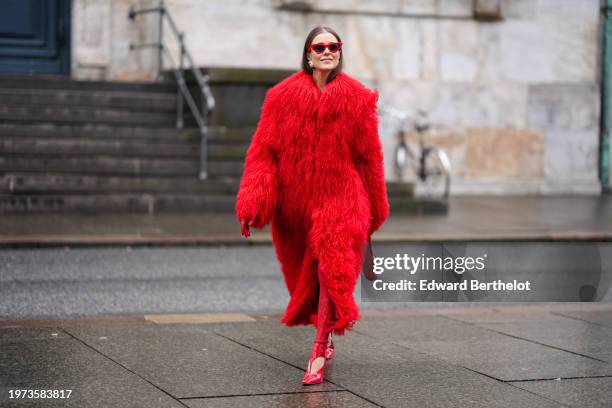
[{"xmin": 269, "ymin": 70, "xmax": 378, "ymax": 119}]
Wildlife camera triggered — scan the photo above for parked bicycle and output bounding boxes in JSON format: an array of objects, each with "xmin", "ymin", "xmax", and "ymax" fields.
[{"xmin": 379, "ymin": 105, "xmax": 451, "ymax": 199}]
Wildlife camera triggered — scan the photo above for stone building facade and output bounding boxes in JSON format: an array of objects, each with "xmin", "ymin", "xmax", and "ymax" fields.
[{"xmin": 71, "ymin": 0, "xmax": 605, "ymax": 195}]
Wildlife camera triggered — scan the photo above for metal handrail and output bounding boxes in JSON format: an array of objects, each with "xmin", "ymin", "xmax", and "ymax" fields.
[{"xmin": 127, "ymin": 0, "xmax": 215, "ymax": 180}]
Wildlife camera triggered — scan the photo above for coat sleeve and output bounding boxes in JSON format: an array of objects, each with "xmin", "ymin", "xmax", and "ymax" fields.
[
  {"xmin": 353, "ymin": 89, "xmax": 390, "ymax": 236},
  {"xmin": 235, "ymin": 90, "xmax": 280, "ymax": 229}
]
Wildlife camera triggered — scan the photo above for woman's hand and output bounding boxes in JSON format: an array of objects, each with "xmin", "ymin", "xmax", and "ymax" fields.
[{"xmin": 241, "ymin": 218, "xmax": 255, "ymax": 238}]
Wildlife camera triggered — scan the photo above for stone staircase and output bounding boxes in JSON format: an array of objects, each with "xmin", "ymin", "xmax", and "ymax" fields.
[
  {"xmin": 0, "ymin": 73, "xmax": 248, "ymax": 213},
  {"xmin": 0, "ymin": 69, "xmax": 433, "ymax": 214}
]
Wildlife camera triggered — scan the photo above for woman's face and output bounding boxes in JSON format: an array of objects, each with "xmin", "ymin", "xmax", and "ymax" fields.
[{"xmin": 308, "ymin": 32, "xmax": 341, "ymax": 72}]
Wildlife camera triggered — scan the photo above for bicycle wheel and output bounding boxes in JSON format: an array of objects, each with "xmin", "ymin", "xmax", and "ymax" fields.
[
  {"xmin": 394, "ymin": 138, "xmax": 417, "ymax": 182},
  {"xmin": 415, "ymin": 147, "xmax": 451, "ymax": 199}
]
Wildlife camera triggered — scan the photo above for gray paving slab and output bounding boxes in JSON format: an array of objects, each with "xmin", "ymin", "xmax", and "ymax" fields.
[
  {"xmin": 0, "ymin": 327, "xmax": 69, "ymax": 342},
  {"xmin": 443, "ymin": 311, "xmax": 573, "ymax": 324},
  {"xmin": 353, "ymin": 314, "xmax": 504, "ymax": 342},
  {"xmin": 209, "ymin": 319, "xmax": 564, "ymax": 407},
  {"xmin": 511, "ymin": 377, "xmax": 612, "ymax": 408},
  {"xmin": 553, "ymin": 310, "xmax": 612, "ymax": 329},
  {"xmin": 408, "ymin": 338, "xmax": 612, "ymax": 381},
  {"xmin": 0, "ymin": 332, "xmax": 184, "ymax": 407},
  {"xmin": 592, "ymin": 352, "xmax": 612, "ymax": 362},
  {"xmin": 354, "ymin": 316, "xmax": 612, "ymax": 381},
  {"xmin": 478, "ymin": 319, "xmax": 612, "ymax": 362},
  {"xmin": 64, "ymin": 323, "xmax": 340, "ymax": 399},
  {"xmin": 181, "ymin": 391, "xmax": 377, "ymax": 408},
  {"xmin": 326, "ymin": 354, "xmax": 565, "ymax": 408},
  {"xmin": 207, "ymin": 319, "xmax": 435, "ymax": 368}
]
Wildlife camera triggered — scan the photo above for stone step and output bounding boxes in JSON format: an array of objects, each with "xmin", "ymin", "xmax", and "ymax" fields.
[
  {"xmin": 0, "ymin": 156, "xmax": 243, "ymax": 177},
  {"xmin": 0, "ymin": 192, "xmax": 445, "ymax": 215},
  {"xmin": 0, "ymin": 173, "xmax": 437, "ymax": 215},
  {"xmin": 0, "ymin": 137, "xmax": 248, "ymax": 160},
  {"xmin": 0, "ymin": 88, "xmax": 178, "ymax": 112},
  {"xmin": 171, "ymin": 67, "xmax": 293, "ymax": 128},
  {"xmin": 386, "ymin": 181, "xmax": 415, "ymax": 196},
  {"xmin": 0, "ymin": 74, "xmax": 177, "ymax": 93},
  {"xmin": 1, "ymin": 173, "xmax": 417, "ymax": 198},
  {"xmin": 0, "ymin": 193, "xmax": 236, "ymax": 214},
  {"xmin": 0, "ymin": 103, "xmax": 192, "ymax": 127},
  {"xmin": 0, "ymin": 173, "xmax": 239, "ymax": 194},
  {"xmin": 190, "ymin": 67, "xmax": 294, "ymax": 84},
  {"xmin": 389, "ymin": 196, "xmax": 448, "ymax": 214},
  {"xmin": 385, "ymin": 182, "xmax": 447, "ymax": 214},
  {"xmin": 0, "ymin": 123, "xmax": 254, "ymax": 143}
]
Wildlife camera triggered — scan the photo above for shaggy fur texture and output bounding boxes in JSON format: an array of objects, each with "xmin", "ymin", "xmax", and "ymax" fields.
[{"xmin": 236, "ymin": 70, "xmax": 389, "ymax": 335}]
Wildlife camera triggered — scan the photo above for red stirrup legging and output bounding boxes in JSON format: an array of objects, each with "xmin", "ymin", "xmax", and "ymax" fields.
[{"xmin": 312, "ymin": 263, "xmax": 334, "ymax": 358}]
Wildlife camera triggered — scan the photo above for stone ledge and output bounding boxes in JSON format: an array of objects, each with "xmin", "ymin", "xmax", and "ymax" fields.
[{"xmin": 164, "ymin": 67, "xmax": 295, "ymax": 85}]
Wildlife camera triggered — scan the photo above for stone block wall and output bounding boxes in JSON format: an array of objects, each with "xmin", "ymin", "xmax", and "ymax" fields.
[{"xmin": 71, "ymin": 0, "xmax": 604, "ymax": 194}]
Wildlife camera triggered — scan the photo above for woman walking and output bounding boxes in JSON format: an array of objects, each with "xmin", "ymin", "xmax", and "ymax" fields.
[{"xmin": 236, "ymin": 26, "xmax": 389, "ymax": 385}]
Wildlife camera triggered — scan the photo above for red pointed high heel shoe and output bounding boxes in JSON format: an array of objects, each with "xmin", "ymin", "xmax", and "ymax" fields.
[
  {"xmin": 302, "ymin": 263, "xmax": 335, "ymax": 385},
  {"xmin": 302, "ymin": 342, "xmax": 327, "ymax": 385}
]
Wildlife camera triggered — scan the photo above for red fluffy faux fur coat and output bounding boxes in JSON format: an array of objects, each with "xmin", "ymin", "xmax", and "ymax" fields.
[{"xmin": 235, "ymin": 69, "xmax": 389, "ymax": 335}]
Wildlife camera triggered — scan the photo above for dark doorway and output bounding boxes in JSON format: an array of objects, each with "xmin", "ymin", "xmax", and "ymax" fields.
[{"xmin": 0, "ymin": 0, "xmax": 71, "ymax": 76}]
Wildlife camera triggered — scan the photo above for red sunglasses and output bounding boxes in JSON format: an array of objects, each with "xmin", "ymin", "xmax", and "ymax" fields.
[{"xmin": 308, "ymin": 41, "xmax": 343, "ymax": 54}]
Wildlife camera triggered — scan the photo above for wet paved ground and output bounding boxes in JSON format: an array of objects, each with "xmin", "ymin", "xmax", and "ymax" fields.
[
  {"xmin": 1, "ymin": 195, "xmax": 611, "ymax": 406},
  {"xmin": 2, "ymin": 243, "xmax": 609, "ymax": 319},
  {"xmin": 1, "ymin": 195, "xmax": 611, "ymax": 245},
  {"xmin": 1, "ymin": 303, "xmax": 612, "ymax": 407}
]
